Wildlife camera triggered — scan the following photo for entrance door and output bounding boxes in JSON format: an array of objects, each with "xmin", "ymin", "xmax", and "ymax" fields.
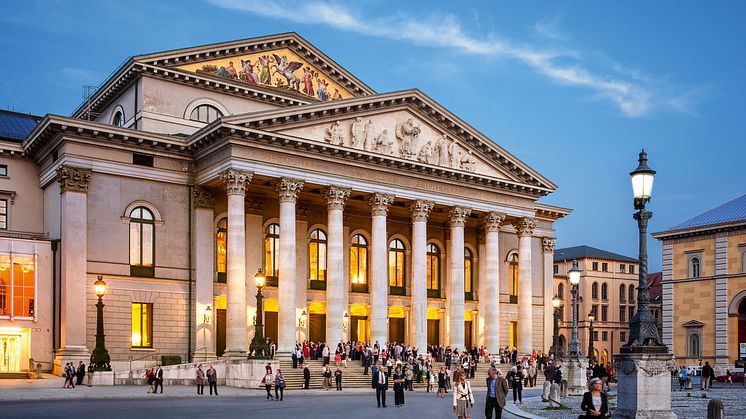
[
  {"xmin": 351, "ymin": 316, "xmax": 368, "ymax": 342},
  {"xmin": 739, "ymin": 300, "xmax": 746, "ymax": 360},
  {"xmin": 464, "ymin": 321, "xmax": 473, "ymax": 349},
  {"xmin": 309, "ymin": 314, "xmax": 326, "ymax": 343},
  {"xmin": 0, "ymin": 335, "xmax": 21, "ymax": 372},
  {"xmin": 388, "ymin": 318, "xmax": 405, "ymax": 344},
  {"xmin": 216, "ymin": 309, "xmax": 226, "ymax": 357},
  {"xmin": 427, "ymin": 320, "xmax": 440, "ymax": 346},
  {"xmin": 265, "ymin": 312, "xmax": 279, "ymax": 345}
]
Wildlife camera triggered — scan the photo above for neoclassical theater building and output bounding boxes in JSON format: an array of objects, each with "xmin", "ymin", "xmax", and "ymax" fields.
[{"xmin": 1, "ymin": 33, "xmax": 570, "ymax": 373}]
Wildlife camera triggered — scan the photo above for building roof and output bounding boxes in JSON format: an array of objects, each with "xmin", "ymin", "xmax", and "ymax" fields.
[
  {"xmin": 658, "ymin": 193, "xmax": 746, "ymax": 234},
  {"xmin": 0, "ymin": 110, "xmax": 42, "ymax": 142},
  {"xmin": 648, "ymin": 272, "xmax": 662, "ymax": 302},
  {"xmin": 554, "ymin": 245, "xmax": 638, "ymax": 263}
]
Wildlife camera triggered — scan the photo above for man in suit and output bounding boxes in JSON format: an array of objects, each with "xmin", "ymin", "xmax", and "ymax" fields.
[
  {"xmin": 206, "ymin": 364, "xmax": 218, "ymax": 395},
  {"xmin": 154, "ymin": 366, "xmax": 164, "ymax": 394},
  {"xmin": 302, "ymin": 363, "xmax": 311, "ymax": 389},
  {"xmin": 485, "ymin": 367, "xmax": 509, "ymax": 419},
  {"xmin": 372, "ymin": 364, "xmax": 388, "ymax": 408}
]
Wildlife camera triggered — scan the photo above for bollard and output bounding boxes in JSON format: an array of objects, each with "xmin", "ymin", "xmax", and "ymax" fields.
[
  {"xmin": 35, "ymin": 362, "xmax": 42, "ymax": 379},
  {"xmin": 707, "ymin": 399, "xmax": 724, "ymax": 419},
  {"xmin": 560, "ymin": 379, "xmax": 568, "ymax": 398}
]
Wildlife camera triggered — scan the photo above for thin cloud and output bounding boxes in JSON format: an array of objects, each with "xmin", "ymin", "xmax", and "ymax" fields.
[{"xmin": 209, "ymin": 0, "xmax": 695, "ymax": 118}]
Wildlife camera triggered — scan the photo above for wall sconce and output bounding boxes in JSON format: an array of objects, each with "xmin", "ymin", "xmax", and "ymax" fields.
[
  {"xmin": 299, "ymin": 310, "xmax": 307, "ymax": 327},
  {"xmin": 203, "ymin": 305, "xmax": 212, "ymax": 324},
  {"xmin": 343, "ymin": 312, "xmax": 349, "ymax": 330}
]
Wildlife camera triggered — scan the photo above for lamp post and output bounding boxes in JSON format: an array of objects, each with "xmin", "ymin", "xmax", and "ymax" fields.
[
  {"xmin": 587, "ymin": 311, "xmax": 596, "ymax": 365},
  {"xmin": 90, "ymin": 275, "xmax": 111, "ymax": 371},
  {"xmin": 567, "ymin": 260, "xmax": 582, "ymax": 356},
  {"xmin": 562, "ymin": 259, "xmax": 588, "ymax": 395},
  {"xmin": 550, "ymin": 294, "xmax": 563, "ymax": 358},
  {"xmin": 248, "ymin": 269, "xmax": 270, "ymax": 359}
]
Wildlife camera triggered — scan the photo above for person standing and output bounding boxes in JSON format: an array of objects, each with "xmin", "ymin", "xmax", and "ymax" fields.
[
  {"xmin": 702, "ymin": 361, "xmax": 715, "ymax": 390},
  {"xmin": 145, "ymin": 367, "xmax": 155, "ymax": 393},
  {"xmin": 322, "ymin": 344, "xmax": 330, "ymax": 366},
  {"xmin": 207, "ymin": 364, "xmax": 219, "ymax": 395},
  {"xmin": 437, "ymin": 366, "xmax": 447, "ymax": 398},
  {"xmin": 302, "ymin": 363, "xmax": 311, "ymax": 389},
  {"xmin": 262, "ymin": 370, "xmax": 274, "ymax": 400},
  {"xmin": 485, "ymin": 368, "xmax": 509, "ymax": 419},
  {"xmin": 154, "ymin": 366, "xmax": 164, "ymax": 394},
  {"xmin": 292, "ymin": 345, "xmax": 298, "ymax": 369},
  {"xmin": 405, "ymin": 364, "xmax": 413, "ymax": 391},
  {"xmin": 373, "ymin": 363, "xmax": 388, "ymax": 408},
  {"xmin": 323, "ymin": 365, "xmax": 333, "ymax": 390},
  {"xmin": 76, "ymin": 361, "xmax": 86, "ymax": 386},
  {"xmin": 393, "ymin": 366, "xmax": 405, "ymax": 407},
  {"xmin": 452, "ymin": 372, "xmax": 475, "ymax": 419},
  {"xmin": 580, "ymin": 378, "xmax": 609, "ymax": 418},
  {"xmin": 86, "ymin": 363, "xmax": 94, "ymax": 387},
  {"xmin": 195, "ymin": 365, "xmax": 205, "ymax": 395},
  {"xmin": 335, "ymin": 366, "xmax": 343, "ymax": 391},
  {"xmin": 274, "ymin": 369, "xmax": 285, "ymax": 401},
  {"xmin": 510, "ymin": 366, "xmax": 524, "ymax": 404}
]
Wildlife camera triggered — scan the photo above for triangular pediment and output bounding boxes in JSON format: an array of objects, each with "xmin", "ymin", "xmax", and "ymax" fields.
[
  {"xmin": 220, "ymin": 90, "xmax": 556, "ymax": 192},
  {"xmin": 682, "ymin": 320, "xmax": 705, "ymax": 328},
  {"xmin": 134, "ymin": 32, "xmax": 374, "ymax": 102}
]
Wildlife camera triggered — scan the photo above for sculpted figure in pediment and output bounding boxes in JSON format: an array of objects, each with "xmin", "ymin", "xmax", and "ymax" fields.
[
  {"xmin": 435, "ymin": 134, "xmax": 451, "ymax": 166},
  {"xmin": 325, "ymin": 121, "xmax": 344, "ymax": 146},
  {"xmin": 417, "ymin": 140, "xmax": 436, "ymax": 165},
  {"xmin": 461, "ymin": 151, "xmax": 477, "ymax": 172},
  {"xmin": 449, "ymin": 140, "xmax": 461, "ymax": 169},
  {"xmin": 364, "ymin": 120, "xmax": 375, "ymax": 152},
  {"xmin": 374, "ymin": 129, "xmax": 394, "ymax": 155},
  {"xmin": 351, "ymin": 117, "xmax": 365, "ymax": 149},
  {"xmin": 396, "ymin": 118, "xmax": 421, "ymax": 159}
]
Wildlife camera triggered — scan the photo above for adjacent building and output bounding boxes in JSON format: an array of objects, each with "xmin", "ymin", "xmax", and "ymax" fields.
[
  {"xmin": 553, "ymin": 245, "xmax": 638, "ymax": 365},
  {"xmin": 653, "ymin": 193, "xmax": 746, "ymax": 368},
  {"xmin": 0, "ymin": 33, "xmax": 570, "ymax": 374}
]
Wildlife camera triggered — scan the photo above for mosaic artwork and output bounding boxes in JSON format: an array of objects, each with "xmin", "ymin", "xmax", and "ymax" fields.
[{"xmin": 176, "ymin": 48, "xmax": 355, "ymax": 101}]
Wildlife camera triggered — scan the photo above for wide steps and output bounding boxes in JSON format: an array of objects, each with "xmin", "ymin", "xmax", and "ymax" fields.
[{"xmin": 0, "ymin": 372, "xmax": 31, "ymax": 379}]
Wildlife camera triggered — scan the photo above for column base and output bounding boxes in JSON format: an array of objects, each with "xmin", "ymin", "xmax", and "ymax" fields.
[
  {"xmin": 561, "ymin": 354, "xmax": 588, "ymax": 396},
  {"xmin": 221, "ymin": 350, "xmax": 247, "ymax": 360},
  {"xmin": 53, "ymin": 346, "xmax": 91, "ymax": 376},
  {"xmin": 612, "ymin": 351, "xmax": 677, "ymax": 419},
  {"xmin": 192, "ymin": 351, "xmax": 218, "ymax": 363}
]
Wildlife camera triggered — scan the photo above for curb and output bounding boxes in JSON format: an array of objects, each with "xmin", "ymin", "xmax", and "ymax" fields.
[{"xmin": 503, "ymin": 396, "xmax": 545, "ymax": 419}]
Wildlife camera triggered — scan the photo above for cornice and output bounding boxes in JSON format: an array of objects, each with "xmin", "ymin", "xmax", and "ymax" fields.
[{"xmin": 652, "ymin": 221, "xmax": 746, "ymax": 241}]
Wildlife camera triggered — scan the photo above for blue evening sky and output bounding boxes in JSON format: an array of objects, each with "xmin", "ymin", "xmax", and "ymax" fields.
[{"xmin": 1, "ymin": 1, "xmax": 744, "ymax": 271}]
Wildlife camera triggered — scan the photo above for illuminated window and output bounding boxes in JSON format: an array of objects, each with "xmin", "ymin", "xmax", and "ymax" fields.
[
  {"xmin": 129, "ymin": 207, "xmax": 155, "ymax": 277},
  {"xmin": 509, "ymin": 321, "xmax": 518, "ymax": 348},
  {"xmin": 350, "ymin": 234, "xmax": 368, "ymax": 293},
  {"xmin": 0, "ymin": 199, "xmax": 7, "ymax": 230},
  {"xmin": 264, "ymin": 224, "xmax": 280, "ymax": 286},
  {"xmin": 309, "ymin": 229, "xmax": 327, "ymax": 290},
  {"xmin": 189, "ymin": 104, "xmax": 223, "ymax": 123},
  {"xmin": 509, "ymin": 253, "xmax": 518, "ymax": 303},
  {"xmin": 426, "ymin": 243, "xmax": 440, "ymax": 298},
  {"xmin": 0, "ymin": 254, "xmax": 35, "ymax": 318},
  {"xmin": 131, "ymin": 302, "xmax": 152, "ymax": 348},
  {"xmin": 389, "ymin": 239, "xmax": 406, "ymax": 295},
  {"xmin": 215, "ymin": 218, "xmax": 227, "ymax": 283},
  {"xmin": 464, "ymin": 248, "xmax": 474, "ymax": 300}
]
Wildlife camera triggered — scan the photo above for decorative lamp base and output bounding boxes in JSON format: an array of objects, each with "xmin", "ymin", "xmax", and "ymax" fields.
[
  {"xmin": 561, "ymin": 354, "xmax": 588, "ymax": 396},
  {"xmin": 612, "ymin": 352, "xmax": 677, "ymax": 419}
]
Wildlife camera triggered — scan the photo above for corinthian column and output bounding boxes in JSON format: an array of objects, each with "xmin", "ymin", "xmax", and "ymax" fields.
[
  {"xmin": 448, "ymin": 206, "xmax": 472, "ymax": 351},
  {"xmin": 54, "ymin": 166, "xmax": 92, "ymax": 374},
  {"xmin": 275, "ymin": 178, "xmax": 304, "ymax": 354},
  {"xmin": 542, "ymin": 238, "xmax": 556, "ymax": 356},
  {"xmin": 514, "ymin": 217, "xmax": 536, "ymax": 355},
  {"xmin": 325, "ymin": 185, "xmax": 350, "ymax": 347},
  {"xmin": 410, "ymin": 200, "xmax": 434, "ymax": 353},
  {"xmin": 482, "ymin": 211, "xmax": 506, "ymax": 353},
  {"xmin": 220, "ymin": 169, "xmax": 252, "ymax": 359},
  {"xmin": 368, "ymin": 193, "xmax": 395, "ymax": 346}
]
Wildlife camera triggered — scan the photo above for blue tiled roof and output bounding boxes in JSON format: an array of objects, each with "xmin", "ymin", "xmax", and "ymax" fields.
[
  {"xmin": 0, "ymin": 110, "xmax": 42, "ymax": 142},
  {"xmin": 665, "ymin": 193, "xmax": 746, "ymax": 231},
  {"xmin": 554, "ymin": 245, "xmax": 637, "ymax": 263}
]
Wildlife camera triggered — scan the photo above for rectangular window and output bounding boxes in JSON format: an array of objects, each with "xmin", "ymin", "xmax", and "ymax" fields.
[
  {"xmin": 553, "ymin": 264, "xmax": 559, "ymax": 275},
  {"xmin": 0, "ymin": 164, "xmax": 7, "ymax": 176},
  {"xmin": 509, "ymin": 321, "xmax": 518, "ymax": 349},
  {"xmin": 592, "ymin": 304, "xmax": 599, "ymax": 320},
  {"xmin": 601, "ymin": 305, "xmax": 608, "ymax": 322},
  {"xmin": 620, "ymin": 331, "xmax": 626, "ymax": 342},
  {"xmin": 602, "ymin": 331, "xmax": 608, "ymax": 341},
  {"xmin": 601, "ymin": 262, "xmax": 608, "ymax": 272},
  {"xmin": 131, "ymin": 302, "xmax": 153, "ymax": 348},
  {"xmin": 0, "ymin": 199, "xmax": 7, "ymax": 230},
  {"xmin": 629, "ymin": 307, "xmax": 635, "ymax": 322},
  {"xmin": 592, "ymin": 262, "xmax": 598, "ymax": 271},
  {"xmin": 558, "ymin": 305, "xmax": 564, "ymax": 322},
  {"xmin": 0, "ymin": 254, "xmax": 36, "ymax": 318},
  {"xmin": 620, "ymin": 264, "xmax": 626, "ymax": 273},
  {"xmin": 593, "ymin": 331, "xmax": 599, "ymax": 341},
  {"xmin": 629, "ymin": 265, "xmax": 635, "ymax": 274},
  {"xmin": 620, "ymin": 306, "xmax": 626, "ymax": 323},
  {"xmin": 132, "ymin": 153, "xmax": 154, "ymax": 167}
]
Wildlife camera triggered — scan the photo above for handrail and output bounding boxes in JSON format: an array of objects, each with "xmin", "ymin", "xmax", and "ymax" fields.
[{"xmin": 128, "ymin": 350, "xmax": 159, "ymax": 377}]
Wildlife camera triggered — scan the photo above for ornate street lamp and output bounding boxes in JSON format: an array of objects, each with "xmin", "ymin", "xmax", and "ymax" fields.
[
  {"xmin": 587, "ymin": 310, "xmax": 596, "ymax": 364},
  {"xmin": 343, "ymin": 312, "xmax": 350, "ymax": 330},
  {"xmin": 567, "ymin": 260, "xmax": 583, "ymax": 356},
  {"xmin": 549, "ymin": 294, "xmax": 563, "ymax": 358},
  {"xmin": 623, "ymin": 149, "xmax": 666, "ymax": 353},
  {"xmin": 90, "ymin": 275, "xmax": 111, "ymax": 371},
  {"xmin": 248, "ymin": 269, "xmax": 270, "ymax": 359}
]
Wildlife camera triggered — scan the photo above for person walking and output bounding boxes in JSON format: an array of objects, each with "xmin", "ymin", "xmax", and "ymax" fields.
[
  {"xmin": 373, "ymin": 362, "xmax": 388, "ymax": 407},
  {"xmin": 195, "ymin": 365, "xmax": 205, "ymax": 395},
  {"xmin": 335, "ymin": 366, "xmax": 343, "ymax": 391},
  {"xmin": 437, "ymin": 366, "xmax": 447, "ymax": 398},
  {"xmin": 302, "ymin": 363, "xmax": 311, "ymax": 389},
  {"xmin": 580, "ymin": 377, "xmax": 610, "ymax": 418},
  {"xmin": 86, "ymin": 363, "xmax": 94, "ymax": 387},
  {"xmin": 145, "ymin": 367, "xmax": 155, "ymax": 393},
  {"xmin": 154, "ymin": 366, "xmax": 164, "ymax": 394},
  {"xmin": 702, "ymin": 361, "xmax": 714, "ymax": 390},
  {"xmin": 62, "ymin": 363, "xmax": 72, "ymax": 389},
  {"xmin": 677, "ymin": 366, "xmax": 688, "ymax": 390},
  {"xmin": 262, "ymin": 370, "xmax": 274, "ymax": 400},
  {"xmin": 510, "ymin": 365, "xmax": 524, "ymax": 404},
  {"xmin": 206, "ymin": 364, "xmax": 218, "ymax": 395},
  {"xmin": 274, "ymin": 369, "xmax": 285, "ymax": 400},
  {"xmin": 452, "ymin": 372, "xmax": 475, "ymax": 419},
  {"xmin": 393, "ymin": 365, "xmax": 405, "ymax": 407},
  {"xmin": 485, "ymin": 368, "xmax": 509, "ymax": 419}
]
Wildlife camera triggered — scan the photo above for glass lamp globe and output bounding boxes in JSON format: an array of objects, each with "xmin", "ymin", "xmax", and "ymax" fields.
[
  {"xmin": 588, "ymin": 312, "xmax": 595, "ymax": 322},
  {"xmin": 552, "ymin": 295, "xmax": 561, "ymax": 308},
  {"xmin": 630, "ymin": 149, "xmax": 656, "ymax": 202},
  {"xmin": 568, "ymin": 260, "xmax": 581, "ymax": 286},
  {"xmin": 254, "ymin": 268, "xmax": 266, "ymax": 288},
  {"xmin": 93, "ymin": 275, "xmax": 107, "ymax": 298}
]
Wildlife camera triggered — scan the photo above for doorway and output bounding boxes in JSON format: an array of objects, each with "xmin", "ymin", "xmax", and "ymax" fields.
[
  {"xmin": 0, "ymin": 334, "xmax": 21, "ymax": 372},
  {"xmin": 216, "ymin": 309, "xmax": 226, "ymax": 357},
  {"xmin": 309, "ymin": 314, "xmax": 326, "ymax": 343},
  {"xmin": 427, "ymin": 320, "xmax": 440, "ymax": 346},
  {"xmin": 350, "ymin": 316, "xmax": 368, "ymax": 342},
  {"xmin": 464, "ymin": 321, "xmax": 473, "ymax": 349},
  {"xmin": 389, "ymin": 318, "xmax": 405, "ymax": 344},
  {"xmin": 265, "ymin": 312, "xmax": 279, "ymax": 345},
  {"xmin": 738, "ymin": 299, "xmax": 746, "ymax": 360}
]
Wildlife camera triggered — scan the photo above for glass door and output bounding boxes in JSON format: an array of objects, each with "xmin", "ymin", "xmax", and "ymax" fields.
[{"xmin": 0, "ymin": 335, "xmax": 21, "ymax": 372}]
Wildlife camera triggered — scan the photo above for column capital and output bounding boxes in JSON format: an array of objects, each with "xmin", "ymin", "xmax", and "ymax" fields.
[
  {"xmin": 56, "ymin": 165, "xmax": 92, "ymax": 194},
  {"xmin": 275, "ymin": 178, "xmax": 304, "ymax": 203},
  {"xmin": 368, "ymin": 193, "xmax": 395, "ymax": 216},
  {"xmin": 448, "ymin": 206, "xmax": 472, "ymax": 228},
  {"xmin": 514, "ymin": 217, "xmax": 536, "ymax": 238},
  {"xmin": 324, "ymin": 185, "xmax": 351, "ymax": 210},
  {"xmin": 542, "ymin": 237, "xmax": 556, "ymax": 253},
  {"xmin": 193, "ymin": 187, "xmax": 214, "ymax": 208},
  {"xmin": 219, "ymin": 169, "xmax": 252, "ymax": 196},
  {"xmin": 410, "ymin": 200, "xmax": 434, "ymax": 222},
  {"xmin": 480, "ymin": 211, "xmax": 507, "ymax": 232}
]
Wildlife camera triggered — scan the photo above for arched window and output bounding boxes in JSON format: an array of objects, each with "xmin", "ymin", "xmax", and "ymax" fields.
[
  {"xmin": 350, "ymin": 234, "xmax": 368, "ymax": 293},
  {"xmin": 601, "ymin": 283, "xmax": 608, "ymax": 301},
  {"xmin": 509, "ymin": 253, "xmax": 519, "ymax": 303},
  {"xmin": 464, "ymin": 248, "xmax": 474, "ymax": 300},
  {"xmin": 309, "ymin": 229, "xmax": 327, "ymax": 289},
  {"xmin": 189, "ymin": 104, "xmax": 223, "ymax": 123},
  {"xmin": 264, "ymin": 224, "xmax": 280, "ymax": 286},
  {"xmin": 427, "ymin": 243, "xmax": 440, "ymax": 298},
  {"xmin": 690, "ymin": 257, "xmax": 701, "ymax": 278},
  {"xmin": 629, "ymin": 285, "xmax": 635, "ymax": 303},
  {"xmin": 592, "ymin": 282, "xmax": 599, "ymax": 300},
  {"xmin": 557, "ymin": 283, "xmax": 564, "ymax": 300},
  {"xmin": 687, "ymin": 333, "xmax": 701, "ymax": 358},
  {"xmin": 389, "ymin": 239, "xmax": 406, "ymax": 295},
  {"xmin": 216, "ymin": 218, "xmax": 227, "ymax": 283},
  {"xmin": 620, "ymin": 284, "xmax": 626, "ymax": 302},
  {"xmin": 129, "ymin": 207, "xmax": 155, "ymax": 277},
  {"xmin": 112, "ymin": 110, "xmax": 125, "ymax": 127}
]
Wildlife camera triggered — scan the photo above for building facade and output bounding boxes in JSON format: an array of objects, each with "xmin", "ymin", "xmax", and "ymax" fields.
[
  {"xmin": 553, "ymin": 245, "xmax": 638, "ymax": 366},
  {"xmin": 1, "ymin": 33, "xmax": 570, "ymax": 374},
  {"xmin": 653, "ymin": 193, "xmax": 746, "ymax": 368}
]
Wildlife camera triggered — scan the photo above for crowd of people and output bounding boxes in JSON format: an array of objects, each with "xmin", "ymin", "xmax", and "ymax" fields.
[{"xmin": 61, "ymin": 361, "xmax": 94, "ymax": 388}]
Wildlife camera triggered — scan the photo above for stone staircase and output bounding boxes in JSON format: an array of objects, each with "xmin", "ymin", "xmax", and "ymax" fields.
[{"xmin": 0, "ymin": 372, "xmax": 31, "ymax": 379}]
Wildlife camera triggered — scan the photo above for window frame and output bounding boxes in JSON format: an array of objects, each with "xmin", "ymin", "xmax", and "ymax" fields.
[
  {"xmin": 601, "ymin": 282, "xmax": 608, "ymax": 301},
  {"xmin": 689, "ymin": 255, "xmax": 702, "ymax": 278},
  {"xmin": 129, "ymin": 207, "xmax": 155, "ymax": 278},
  {"xmin": 308, "ymin": 229, "xmax": 328, "ymax": 290},
  {"xmin": 389, "ymin": 239, "xmax": 407, "ymax": 296},
  {"xmin": 350, "ymin": 234, "xmax": 369, "ymax": 293},
  {"xmin": 557, "ymin": 283, "xmax": 564, "ymax": 300},
  {"xmin": 264, "ymin": 224, "xmax": 280, "ymax": 287},
  {"xmin": 0, "ymin": 253, "xmax": 37, "ymax": 319},
  {"xmin": 629, "ymin": 284, "xmax": 635, "ymax": 303},
  {"xmin": 509, "ymin": 253, "xmax": 519, "ymax": 304},
  {"xmin": 426, "ymin": 243, "xmax": 440, "ymax": 298},
  {"xmin": 464, "ymin": 247, "xmax": 474, "ymax": 300},
  {"xmin": 0, "ymin": 198, "xmax": 7, "ymax": 230},
  {"xmin": 601, "ymin": 305, "xmax": 608, "ymax": 322},
  {"xmin": 131, "ymin": 302, "xmax": 153, "ymax": 349},
  {"xmin": 215, "ymin": 217, "xmax": 227, "ymax": 283},
  {"xmin": 189, "ymin": 104, "xmax": 223, "ymax": 123},
  {"xmin": 629, "ymin": 265, "xmax": 635, "ymax": 274},
  {"xmin": 620, "ymin": 306, "xmax": 626, "ymax": 323},
  {"xmin": 620, "ymin": 264, "xmax": 626, "ymax": 273},
  {"xmin": 601, "ymin": 262, "xmax": 608, "ymax": 272},
  {"xmin": 687, "ymin": 332, "xmax": 702, "ymax": 358},
  {"xmin": 592, "ymin": 261, "xmax": 599, "ymax": 271},
  {"xmin": 620, "ymin": 284, "xmax": 626, "ymax": 302},
  {"xmin": 591, "ymin": 282, "xmax": 599, "ymax": 300},
  {"xmin": 0, "ymin": 164, "xmax": 7, "ymax": 177}
]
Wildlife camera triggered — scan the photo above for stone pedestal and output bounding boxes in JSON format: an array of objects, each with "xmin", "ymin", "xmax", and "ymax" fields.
[
  {"xmin": 561, "ymin": 354, "xmax": 588, "ymax": 396},
  {"xmin": 612, "ymin": 352, "xmax": 677, "ymax": 419},
  {"xmin": 91, "ymin": 370, "xmax": 115, "ymax": 386}
]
